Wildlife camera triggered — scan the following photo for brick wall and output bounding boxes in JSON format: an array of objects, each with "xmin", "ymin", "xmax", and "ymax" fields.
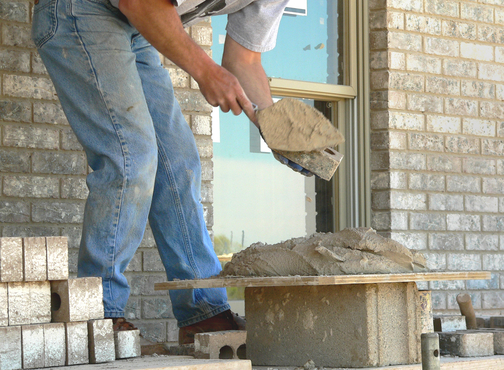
[
  {"xmin": 370, "ymin": 0, "xmax": 504, "ymax": 315},
  {"xmin": 0, "ymin": 2, "xmax": 214, "ymax": 342}
]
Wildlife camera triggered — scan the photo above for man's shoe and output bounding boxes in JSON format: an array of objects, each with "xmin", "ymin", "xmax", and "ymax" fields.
[
  {"xmin": 178, "ymin": 309, "xmax": 246, "ymax": 345},
  {"xmin": 107, "ymin": 317, "xmax": 138, "ymax": 331}
]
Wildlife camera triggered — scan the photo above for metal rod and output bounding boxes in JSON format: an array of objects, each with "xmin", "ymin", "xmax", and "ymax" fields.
[{"xmin": 421, "ymin": 333, "xmax": 441, "ymax": 370}]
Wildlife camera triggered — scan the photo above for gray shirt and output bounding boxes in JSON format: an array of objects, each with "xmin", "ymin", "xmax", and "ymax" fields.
[{"xmin": 109, "ymin": 0, "xmax": 288, "ymax": 52}]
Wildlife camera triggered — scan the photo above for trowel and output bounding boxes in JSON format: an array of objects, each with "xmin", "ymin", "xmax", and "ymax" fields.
[{"xmin": 255, "ymin": 98, "xmax": 344, "ymax": 181}]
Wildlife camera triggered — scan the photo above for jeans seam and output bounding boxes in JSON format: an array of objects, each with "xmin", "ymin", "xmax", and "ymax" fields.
[{"xmin": 70, "ymin": 0, "xmax": 129, "ymax": 283}]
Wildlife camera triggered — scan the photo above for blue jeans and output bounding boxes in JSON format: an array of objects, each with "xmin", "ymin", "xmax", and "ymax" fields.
[{"xmin": 32, "ymin": 0, "xmax": 229, "ymax": 326}]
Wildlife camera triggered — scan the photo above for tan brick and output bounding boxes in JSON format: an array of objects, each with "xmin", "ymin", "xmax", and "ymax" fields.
[
  {"xmin": 167, "ymin": 68, "xmax": 189, "ymax": 88},
  {"xmin": 445, "ymin": 98, "xmax": 478, "ymax": 117},
  {"xmin": 497, "ymin": 84, "xmax": 504, "ymax": 101},
  {"xmin": 370, "ymin": 111, "xmax": 389, "ymax": 129},
  {"xmin": 497, "ymin": 47, "xmax": 504, "ymax": 63},
  {"xmin": 463, "ymin": 158, "xmax": 496, "ymax": 176},
  {"xmin": 370, "ymin": 51, "xmax": 388, "ymax": 70},
  {"xmin": 389, "ymin": 91, "xmax": 407, "ymax": 109},
  {"xmin": 460, "ymin": 42, "xmax": 494, "ymax": 61},
  {"xmin": 389, "ymin": 111, "xmax": 425, "ymax": 130},
  {"xmin": 427, "ymin": 154, "xmax": 462, "ymax": 173},
  {"xmin": 407, "ymin": 93, "xmax": 443, "ymax": 113},
  {"xmin": 481, "ymin": 102, "xmax": 504, "ymax": 120},
  {"xmin": 388, "ymin": 0, "xmax": 423, "ymax": 12},
  {"xmin": 478, "ymin": 24, "xmax": 504, "ymax": 44},
  {"xmin": 479, "ymin": 63, "xmax": 504, "ymax": 83},
  {"xmin": 426, "ymin": 76, "xmax": 460, "ymax": 95},
  {"xmin": 371, "ymin": 70, "xmax": 389, "ymax": 90},
  {"xmin": 442, "ymin": 20, "xmax": 477, "ymax": 40},
  {"xmin": 427, "ymin": 115, "xmax": 461, "ymax": 134},
  {"xmin": 370, "ymin": 30, "xmax": 388, "ymax": 50},
  {"xmin": 461, "ymin": 81, "xmax": 495, "ymax": 99},
  {"xmin": 371, "ymin": 132, "xmax": 407, "ymax": 150},
  {"xmin": 388, "ymin": 31, "xmax": 422, "ymax": 51},
  {"xmin": 425, "ymin": 37, "xmax": 459, "ymax": 57},
  {"xmin": 389, "ymin": 71, "xmax": 424, "ymax": 92},
  {"xmin": 406, "ymin": 54, "xmax": 441, "ymax": 74},
  {"xmin": 409, "ymin": 132, "xmax": 444, "ymax": 152},
  {"xmin": 461, "ymin": 3, "xmax": 494, "ymax": 23},
  {"xmin": 443, "ymin": 59, "xmax": 477, "ymax": 78},
  {"xmin": 191, "ymin": 25, "xmax": 212, "ymax": 46},
  {"xmin": 463, "ymin": 119, "xmax": 496, "ymax": 137},
  {"xmin": 389, "ymin": 51, "xmax": 406, "ymax": 69},
  {"xmin": 3, "ymin": 75, "xmax": 57, "ymax": 100},
  {"xmin": 369, "ymin": 10, "xmax": 387, "ymax": 29},
  {"xmin": 425, "ymin": 0, "xmax": 459, "ymax": 18},
  {"xmin": 405, "ymin": 14, "xmax": 441, "ymax": 35},
  {"xmin": 497, "ymin": 8, "xmax": 504, "ymax": 26},
  {"xmin": 445, "ymin": 136, "xmax": 480, "ymax": 154},
  {"xmin": 387, "ymin": 11, "xmax": 405, "ymax": 30}
]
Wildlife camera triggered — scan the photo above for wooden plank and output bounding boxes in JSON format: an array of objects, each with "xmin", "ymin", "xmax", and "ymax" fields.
[{"xmin": 154, "ymin": 271, "xmax": 491, "ymax": 291}]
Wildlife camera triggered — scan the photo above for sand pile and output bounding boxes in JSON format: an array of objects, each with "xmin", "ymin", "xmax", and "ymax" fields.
[{"xmin": 220, "ymin": 227, "xmax": 427, "ymax": 277}]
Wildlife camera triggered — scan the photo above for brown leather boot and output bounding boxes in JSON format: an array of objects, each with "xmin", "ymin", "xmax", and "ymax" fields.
[
  {"xmin": 178, "ymin": 310, "xmax": 246, "ymax": 345},
  {"xmin": 107, "ymin": 317, "xmax": 138, "ymax": 331}
]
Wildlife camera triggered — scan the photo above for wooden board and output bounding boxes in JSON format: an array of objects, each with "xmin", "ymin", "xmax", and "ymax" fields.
[{"xmin": 154, "ymin": 271, "xmax": 491, "ymax": 291}]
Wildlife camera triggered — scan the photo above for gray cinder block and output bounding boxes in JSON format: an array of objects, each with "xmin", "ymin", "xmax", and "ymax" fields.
[
  {"xmin": 21, "ymin": 325, "xmax": 44, "ymax": 369},
  {"xmin": 0, "ymin": 238, "xmax": 23, "ymax": 282},
  {"xmin": 490, "ymin": 316, "xmax": 504, "ymax": 328},
  {"xmin": 23, "ymin": 237, "xmax": 46, "ymax": 282},
  {"xmin": 0, "ymin": 326, "xmax": 22, "ymax": 370},
  {"xmin": 51, "ymin": 277, "xmax": 104, "ymax": 322},
  {"xmin": 433, "ymin": 315, "xmax": 467, "ymax": 332},
  {"xmin": 0, "ymin": 283, "xmax": 8, "ymax": 327},
  {"xmin": 88, "ymin": 319, "xmax": 115, "ymax": 364},
  {"xmin": 245, "ymin": 283, "xmax": 422, "ymax": 368},
  {"xmin": 194, "ymin": 330, "xmax": 246, "ymax": 359},
  {"xmin": 65, "ymin": 322, "xmax": 89, "ymax": 365},
  {"xmin": 114, "ymin": 330, "xmax": 141, "ymax": 359},
  {"xmin": 45, "ymin": 237, "xmax": 69, "ymax": 281},
  {"xmin": 8, "ymin": 281, "xmax": 51, "ymax": 325},
  {"xmin": 439, "ymin": 331, "xmax": 494, "ymax": 357},
  {"xmin": 44, "ymin": 323, "xmax": 66, "ymax": 367}
]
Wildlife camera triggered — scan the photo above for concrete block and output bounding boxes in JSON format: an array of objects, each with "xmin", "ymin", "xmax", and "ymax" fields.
[
  {"xmin": 21, "ymin": 325, "xmax": 44, "ymax": 369},
  {"xmin": 439, "ymin": 331, "xmax": 494, "ymax": 357},
  {"xmin": 245, "ymin": 283, "xmax": 421, "ymax": 368},
  {"xmin": 8, "ymin": 281, "xmax": 51, "ymax": 325},
  {"xmin": 490, "ymin": 316, "xmax": 504, "ymax": 328},
  {"xmin": 51, "ymin": 277, "xmax": 104, "ymax": 322},
  {"xmin": 418, "ymin": 290, "xmax": 434, "ymax": 333},
  {"xmin": 434, "ymin": 315, "xmax": 467, "ymax": 332},
  {"xmin": 43, "ymin": 323, "xmax": 66, "ymax": 367},
  {"xmin": 23, "ymin": 237, "xmax": 46, "ymax": 281},
  {"xmin": 88, "ymin": 319, "xmax": 115, "ymax": 363},
  {"xmin": 194, "ymin": 330, "xmax": 246, "ymax": 360},
  {"xmin": 46, "ymin": 236, "xmax": 69, "ymax": 280},
  {"xmin": 0, "ymin": 238, "xmax": 23, "ymax": 282},
  {"xmin": 114, "ymin": 330, "xmax": 141, "ymax": 359},
  {"xmin": 0, "ymin": 283, "xmax": 8, "ymax": 327},
  {"xmin": 65, "ymin": 322, "xmax": 89, "ymax": 365},
  {"xmin": 0, "ymin": 326, "xmax": 22, "ymax": 370}
]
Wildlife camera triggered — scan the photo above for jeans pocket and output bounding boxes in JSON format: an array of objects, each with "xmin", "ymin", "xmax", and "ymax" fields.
[{"xmin": 32, "ymin": 0, "xmax": 58, "ymax": 48}]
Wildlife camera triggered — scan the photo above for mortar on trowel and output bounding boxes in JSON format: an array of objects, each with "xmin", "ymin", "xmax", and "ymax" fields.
[{"xmin": 255, "ymin": 98, "xmax": 344, "ymax": 181}]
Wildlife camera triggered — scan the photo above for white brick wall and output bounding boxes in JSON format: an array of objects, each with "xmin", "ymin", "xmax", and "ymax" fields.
[
  {"xmin": 370, "ymin": 0, "xmax": 504, "ymax": 315},
  {"xmin": 0, "ymin": 2, "xmax": 214, "ymax": 342}
]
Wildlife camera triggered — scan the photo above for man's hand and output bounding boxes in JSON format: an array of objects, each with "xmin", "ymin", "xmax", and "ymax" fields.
[{"xmin": 118, "ymin": 0, "xmax": 253, "ymax": 119}]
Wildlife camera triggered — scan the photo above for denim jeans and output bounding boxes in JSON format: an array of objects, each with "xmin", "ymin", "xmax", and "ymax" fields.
[{"xmin": 32, "ymin": 0, "xmax": 229, "ymax": 326}]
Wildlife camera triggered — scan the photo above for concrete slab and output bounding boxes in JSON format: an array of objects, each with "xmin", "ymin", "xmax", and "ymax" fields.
[
  {"xmin": 44, "ymin": 323, "xmax": 66, "ymax": 367},
  {"xmin": 245, "ymin": 283, "xmax": 422, "ymax": 368},
  {"xmin": 114, "ymin": 329, "xmax": 141, "ymax": 359},
  {"xmin": 21, "ymin": 325, "xmax": 44, "ymax": 369},
  {"xmin": 65, "ymin": 322, "xmax": 89, "ymax": 365},
  {"xmin": 46, "ymin": 236, "xmax": 69, "ymax": 280},
  {"xmin": 194, "ymin": 330, "xmax": 246, "ymax": 360},
  {"xmin": 23, "ymin": 237, "xmax": 46, "ymax": 281},
  {"xmin": 0, "ymin": 326, "xmax": 22, "ymax": 370},
  {"xmin": 0, "ymin": 238, "xmax": 23, "ymax": 283},
  {"xmin": 88, "ymin": 319, "xmax": 115, "ymax": 363}
]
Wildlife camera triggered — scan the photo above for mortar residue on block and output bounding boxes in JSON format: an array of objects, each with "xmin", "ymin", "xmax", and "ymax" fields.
[
  {"xmin": 46, "ymin": 236, "xmax": 69, "ymax": 281},
  {"xmin": 434, "ymin": 315, "xmax": 467, "ymax": 332},
  {"xmin": 439, "ymin": 331, "xmax": 494, "ymax": 357},
  {"xmin": 8, "ymin": 282, "xmax": 30, "ymax": 326},
  {"xmin": 0, "ymin": 326, "xmax": 22, "ymax": 370},
  {"xmin": 194, "ymin": 330, "xmax": 246, "ymax": 360},
  {"xmin": 23, "ymin": 237, "xmax": 47, "ymax": 282},
  {"xmin": 0, "ymin": 238, "xmax": 23, "ymax": 282},
  {"xmin": 88, "ymin": 319, "xmax": 115, "ymax": 364},
  {"xmin": 275, "ymin": 148, "xmax": 343, "ymax": 181},
  {"xmin": 21, "ymin": 325, "xmax": 44, "ymax": 369},
  {"xmin": 114, "ymin": 329, "xmax": 141, "ymax": 359},
  {"xmin": 65, "ymin": 321, "xmax": 89, "ymax": 365},
  {"xmin": 221, "ymin": 227, "xmax": 427, "ymax": 277},
  {"xmin": 257, "ymin": 98, "xmax": 344, "ymax": 152},
  {"xmin": 44, "ymin": 323, "xmax": 66, "ymax": 367},
  {"xmin": 30, "ymin": 281, "xmax": 51, "ymax": 324},
  {"xmin": 0, "ymin": 283, "xmax": 8, "ymax": 327},
  {"xmin": 245, "ymin": 283, "xmax": 422, "ymax": 368}
]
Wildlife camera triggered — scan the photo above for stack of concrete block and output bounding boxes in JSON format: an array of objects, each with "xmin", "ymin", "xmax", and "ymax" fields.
[{"xmin": 0, "ymin": 236, "xmax": 138, "ymax": 370}]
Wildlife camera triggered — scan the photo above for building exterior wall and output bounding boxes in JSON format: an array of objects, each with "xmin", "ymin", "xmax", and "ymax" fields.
[
  {"xmin": 0, "ymin": 2, "xmax": 214, "ymax": 342},
  {"xmin": 369, "ymin": 0, "xmax": 504, "ymax": 314}
]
